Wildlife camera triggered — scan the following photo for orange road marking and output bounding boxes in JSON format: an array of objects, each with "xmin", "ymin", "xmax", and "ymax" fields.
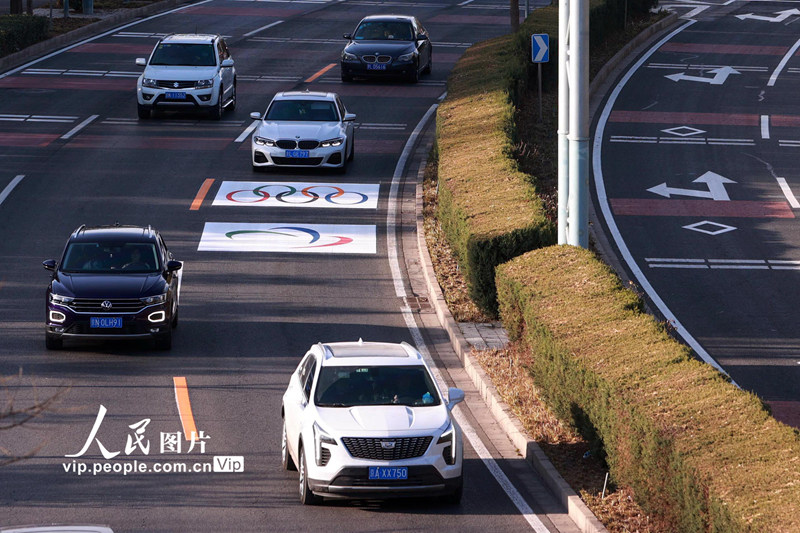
[
  {"xmin": 190, "ymin": 178, "xmax": 215, "ymax": 211},
  {"xmin": 305, "ymin": 63, "xmax": 336, "ymax": 83},
  {"xmin": 173, "ymin": 376, "xmax": 198, "ymax": 441}
]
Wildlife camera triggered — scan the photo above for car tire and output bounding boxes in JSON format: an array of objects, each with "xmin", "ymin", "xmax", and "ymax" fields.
[
  {"xmin": 45, "ymin": 333, "xmax": 63, "ymax": 350},
  {"xmin": 171, "ymin": 304, "xmax": 179, "ymax": 329},
  {"xmin": 442, "ymin": 477, "xmax": 463, "ymax": 505},
  {"xmin": 281, "ymin": 419, "xmax": 297, "ymax": 471},
  {"xmin": 423, "ymin": 53, "xmax": 432, "ymax": 75},
  {"xmin": 299, "ymin": 444, "xmax": 321, "ymax": 505},
  {"xmin": 347, "ymin": 135, "xmax": 354, "ymax": 162},
  {"xmin": 154, "ymin": 328, "xmax": 172, "ymax": 351},
  {"xmin": 210, "ymin": 87, "xmax": 224, "ymax": 120},
  {"xmin": 341, "ymin": 70, "xmax": 353, "ymax": 82},
  {"xmin": 137, "ymin": 104, "xmax": 151, "ymax": 120},
  {"xmin": 407, "ymin": 62, "xmax": 419, "ymax": 83}
]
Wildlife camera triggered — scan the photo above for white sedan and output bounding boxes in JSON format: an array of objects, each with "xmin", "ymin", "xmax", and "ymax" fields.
[
  {"xmin": 250, "ymin": 91, "xmax": 355, "ymax": 172},
  {"xmin": 281, "ymin": 340, "xmax": 465, "ymax": 505}
]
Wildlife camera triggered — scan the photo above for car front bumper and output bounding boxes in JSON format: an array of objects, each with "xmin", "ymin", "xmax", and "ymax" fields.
[
  {"xmin": 251, "ymin": 144, "xmax": 347, "ymax": 169},
  {"xmin": 45, "ymin": 302, "xmax": 171, "ymax": 340},
  {"xmin": 341, "ymin": 60, "xmax": 415, "ymax": 79},
  {"xmin": 308, "ymin": 465, "xmax": 462, "ymax": 499},
  {"xmin": 137, "ymin": 84, "xmax": 220, "ymax": 109}
]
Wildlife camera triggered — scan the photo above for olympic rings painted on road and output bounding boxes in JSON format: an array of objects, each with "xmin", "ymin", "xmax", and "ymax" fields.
[
  {"xmin": 225, "ymin": 184, "xmax": 368, "ymax": 205},
  {"xmin": 224, "ymin": 226, "xmax": 353, "ymax": 248}
]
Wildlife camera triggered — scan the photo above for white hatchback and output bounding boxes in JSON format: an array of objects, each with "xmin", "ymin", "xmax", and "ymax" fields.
[
  {"xmin": 250, "ymin": 91, "xmax": 355, "ymax": 172},
  {"xmin": 281, "ymin": 340, "xmax": 465, "ymax": 505}
]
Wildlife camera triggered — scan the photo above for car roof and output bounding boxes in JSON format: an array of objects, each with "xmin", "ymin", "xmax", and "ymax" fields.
[
  {"xmin": 160, "ymin": 34, "xmax": 218, "ymax": 44},
  {"xmin": 68, "ymin": 225, "xmax": 159, "ymax": 243},
  {"xmin": 359, "ymin": 14, "xmax": 415, "ymax": 23},
  {"xmin": 316, "ymin": 341, "xmax": 426, "ymax": 367},
  {"xmin": 274, "ymin": 91, "xmax": 336, "ymax": 101}
]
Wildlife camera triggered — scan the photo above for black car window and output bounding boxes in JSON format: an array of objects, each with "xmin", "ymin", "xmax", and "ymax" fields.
[
  {"xmin": 353, "ymin": 21, "xmax": 414, "ymax": 41},
  {"xmin": 266, "ymin": 100, "xmax": 338, "ymax": 122},
  {"xmin": 303, "ymin": 360, "xmax": 317, "ymax": 401},
  {"xmin": 314, "ymin": 365, "xmax": 441, "ymax": 407},
  {"xmin": 297, "ymin": 353, "xmax": 314, "ymax": 387},
  {"xmin": 61, "ymin": 242, "xmax": 160, "ymax": 273},
  {"xmin": 150, "ymin": 43, "xmax": 216, "ymax": 67}
]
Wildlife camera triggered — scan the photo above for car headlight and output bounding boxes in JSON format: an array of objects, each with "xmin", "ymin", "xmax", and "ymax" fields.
[
  {"xmin": 313, "ymin": 422, "xmax": 337, "ymax": 467},
  {"xmin": 342, "ymin": 51, "xmax": 357, "ymax": 61},
  {"xmin": 254, "ymin": 136, "xmax": 276, "ymax": 147},
  {"xmin": 437, "ymin": 420, "xmax": 457, "ymax": 465},
  {"xmin": 195, "ymin": 79, "xmax": 214, "ymax": 89},
  {"xmin": 397, "ymin": 52, "xmax": 415, "ymax": 63},
  {"xmin": 49, "ymin": 293, "xmax": 74, "ymax": 305},
  {"xmin": 320, "ymin": 137, "xmax": 343, "ymax": 147},
  {"xmin": 142, "ymin": 78, "xmax": 158, "ymax": 88},
  {"xmin": 141, "ymin": 293, "xmax": 167, "ymax": 305}
]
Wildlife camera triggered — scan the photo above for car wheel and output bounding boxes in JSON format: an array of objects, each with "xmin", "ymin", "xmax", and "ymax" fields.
[
  {"xmin": 210, "ymin": 87, "xmax": 224, "ymax": 120},
  {"xmin": 228, "ymin": 81, "xmax": 236, "ymax": 111},
  {"xmin": 341, "ymin": 69, "xmax": 353, "ymax": 82},
  {"xmin": 281, "ymin": 419, "xmax": 297, "ymax": 471},
  {"xmin": 171, "ymin": 304, "xmax": 179, "ymax": 329},
  {"xmin": 442, "ymin": 477, "xmax": 463, "ymax": 504},
  {"xmin": 347, "ymin": 135, "xmax": 354, "ymax": 162},
  {"xmin": 407, "ymin": 62, "xmax": 419, "ymax": 83},
  {"xmin": 423, "ymin": 53, "xmax": 432, "ymax": 75},
  {"xmin": 45, "ymin": 333, "xmax": 62, "ymax": 350},
  {"xmin": 298, "ymin": 444, "xmax": 321, "ymax": 505},
  {"xmin": 154, "ymin": 328, "xmax": 172, "ymax": 351},
  {"xmin": 137, "ymin": 104, "xmax": 151, "ymax": 120}
]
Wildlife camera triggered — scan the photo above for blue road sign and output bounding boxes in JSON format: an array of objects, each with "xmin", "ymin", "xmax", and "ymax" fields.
[{"xmin": 531, "ymin": 34, "xmax": 549, "ymax": 63}]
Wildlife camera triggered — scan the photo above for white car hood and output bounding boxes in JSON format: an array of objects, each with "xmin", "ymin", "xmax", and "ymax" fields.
[
  {"xmin": 317, "ymin": 405, "xmax": 449, "ymax": 433},
  {"xmin": 143, "ymin": 65, "xmax": 219, "ymax": 80},
  {"xmin": 255, "ymin": 121, "xmax": 342, "ymax": 140}
]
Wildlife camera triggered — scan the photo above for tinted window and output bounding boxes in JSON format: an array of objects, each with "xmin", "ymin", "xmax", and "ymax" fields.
[
  {"xmin": 314, "ymin": 365, "xmax": 441, "ymax": 407},
  {"xmin": 353, "ymin": 21, "xmax": 414, "ymax": 41},
  {"xmin": 61, "ymin": 242, "xmax": 160, "ymax": 273},
  {"xmin": 303, "ymin": 361, "xmax": 317, "ymax": 400},
  {"xmin": 150, "ymin": 43, "xmax": 216, "ymax": 66},
  {"xmin": 265, "ymin": 100, "xmax": 338, "ymax": 122}
]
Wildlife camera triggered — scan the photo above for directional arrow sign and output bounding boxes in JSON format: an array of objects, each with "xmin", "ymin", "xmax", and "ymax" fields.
[
  {"xmin": 647, "ymin": 172, "xmax": 736, "ymax": 201},
  {"xmin": 735, "ymin": 9, "xmax": 800, "ymax": 22},
  {"xmin": 531, "ymin": 34, "xmax": 549, "ymax": 63},
  {"xmin": 665, "ymin": 66, "xmax": 741, "ymax": 85}
]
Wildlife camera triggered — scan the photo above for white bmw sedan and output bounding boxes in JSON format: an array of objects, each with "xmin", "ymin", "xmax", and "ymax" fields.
[
  {"xmin": 250, "ymin": 91, "xmax": 356, "ymax": 172},
  {"xmin": 281, "ymin": 340, "xmax": 465, "ymax": 505}
]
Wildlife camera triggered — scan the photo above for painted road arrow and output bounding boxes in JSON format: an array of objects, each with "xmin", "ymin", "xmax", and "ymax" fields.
[
  {"xmin": 665, "ymin": 66, "xmax": 741, "ymax": 85},
  {"xmin": 647, "ymin": 171, "xmax": 736, "ymax": 201},
  {"xmin": 735, "ymin": 9, "xmax": 800, "ymax": 22}
]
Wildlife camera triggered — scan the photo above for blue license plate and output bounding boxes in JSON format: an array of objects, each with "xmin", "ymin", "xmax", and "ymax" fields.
[
  {"xmin": 367, "ymin": 64, "xmax": 387, "ymax": 71},
  {"xmin": 91, "ymin": 317, "xmax": 123, "ymax": 328},
  {"xmin": 165, "ymin": 91, "xmax": 186, "ymax": 99},
  {"xmin": 285, "ymin": 150, "xmax": 309, "ymax": 158},
  {"xmin": 368, "ymin": 467, "xmax": 408, "ymax": 480}
]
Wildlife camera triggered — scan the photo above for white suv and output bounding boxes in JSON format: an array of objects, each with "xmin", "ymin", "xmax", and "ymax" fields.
[
  {"xmin": 135, "ymin": 34, "xmax": 236, "ymax": 120},
  {"xmin": 281, "ymin": 340, "xmax": 465, "ymax": 505}
]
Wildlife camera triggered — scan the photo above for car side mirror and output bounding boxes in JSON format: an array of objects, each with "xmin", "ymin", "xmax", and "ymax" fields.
[
  {"xmin": 221, "ymin": 58, "xmax": 234, "ymax": 68},
  {"xmin": 447, "ymin": 387, "xmax": 464, "ymax": 410},
  {"xmin": 166, "ymin": 260, "xmax": 182, "ymax": 272},
  {"xmin": 135, "ymin": 57, "xmax": 146, "ymax": 67},
  {"xmin": 343, "ymin": 113, "xmax": 356, "ymax": 122},
  {"xmin": 343, "ymin": 33, "xmax": 352, "ymax": 39},
  {"xmin": 416, "ymin": 33, "xmax": 428, "ymax": 41},
  {"xmin": 42, "ymin": 259, "xmax": 57, "ymax": 272},
  {"xmin": 250, "ymin": 112, "xmax": 262, "ymax": 120}
]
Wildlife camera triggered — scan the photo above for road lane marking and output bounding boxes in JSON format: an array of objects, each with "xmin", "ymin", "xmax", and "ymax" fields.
[
  {"xmin": 173, "ymin": 377, "xmax": 199, "ymax": 440},
  {"xmin": 213, "ymin": 181, "xmax": 379, "ymax": 209},
  {"xmin": 769, "ymin": 37, "xmax": 800, "ymax": 86},
  {"xmin": 777, "ymin": 177, "xmax": 800, "ymax": 208},
  {"xmin": 645, "ymin": 257, "xmax": 800, "ymax": 270},
  {"xmin": 609, "ymin": 198, "xmax": 794, "ymax": 218},
  {"xmin": 191, "ymin": 178, "xmax": 215, "ymax": 211},
  {"xmin": 761, "ymin": 115, "xmax": 770, "ymax": 139},
  {"xmin": 235, "ymin": 120, "xmax": 259, "ymax": 143},
  {"xmin": 0, "ymin": 175, "xmax": 24, "ymax": 207},
  {"xmin": 304, "ymin": 63, "xmax": 336, "ymax": 83},
  {"xmin": 243, "ymin": 19, "xmax": 283, "ymax": 38},
  {"xmin": 61, "ymin": 114, "xmax": 98, "ymax": 140}
]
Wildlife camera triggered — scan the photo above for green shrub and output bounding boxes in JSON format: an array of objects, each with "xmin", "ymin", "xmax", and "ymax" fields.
[{"xmin": 0, "ymin": 14, "xmax": 50, "ymax": 56}]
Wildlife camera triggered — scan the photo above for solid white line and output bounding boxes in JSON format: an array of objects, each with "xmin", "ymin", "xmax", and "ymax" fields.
[
  {"xmin": 243, "ymin": 20, "xmax": 283, "ymax": 38},
  {"xmin": 709, "ymin": 265, "xmax": 769, "ymax": 269},
  {"xmin": 645, "ymin": 258, "xmax": 704, "ymax": 262},
  {"xmin": 0, "ymin": 175, "xmax": 24, "ymax": 207},
  {"xmin": 769, "ymin": 260, "xmax": 800, "ymax": 265},
  {"xmin": 769, "ymin": 37, "xmax": 800, "ymax": 87},
  {"xmin": 776, "ymin": 177, "xmax": 800, "ymax": 208},
  {"xmin": 593, "ymin": 18, "xmax": 735, "ymax": 380},
  {"xmin": 761, "ymin": 115, "xmax": 770, "ymax": 139},
  {"xmin": 708, "ymin": 259, "xmax": 764, "ymax": 264},
  {"xmin": 61, "ymin": 115, "xmax": 98, "ymax": 140},
  {"xmin": 458, "ymin": 0, "xmax": 474, "ymax": 4},
  {"xmin": 649, "ymin": 264, "xmax": 709, "ymax": 269},
  {"xmin": 235, "ymin": 120, "xmax": 259, "ymax": 143}
]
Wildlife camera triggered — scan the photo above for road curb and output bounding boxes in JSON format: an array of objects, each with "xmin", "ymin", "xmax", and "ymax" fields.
[
  {"xmin": 413, "ymin": 171, "xmax": 607, "ymax": 533},
  {"xmin": 0, "ymin": 0, "xmax": 194, "ymax": 74}
]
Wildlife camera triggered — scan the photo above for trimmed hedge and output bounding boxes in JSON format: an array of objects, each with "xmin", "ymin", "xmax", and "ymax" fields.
[
  {"xmin": 0, "ymin": 15, "xmax": 49, "ymax": 57},
  {"xmin": 497, "ymin": 246, "xmax": 800, "ymax": 532}
]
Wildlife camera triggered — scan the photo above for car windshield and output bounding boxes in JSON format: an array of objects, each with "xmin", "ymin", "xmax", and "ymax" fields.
[
  {"xmin": 353, "ymin": 21, "xmax": 414, "ymax": 41},
  {"xmin": 265, "ymin": 100, "xmax": 339, "ymax": 122},
  {"xmin": 314, "ymin": 365, "xmax": 441, "ymax": 407},
  {"xmin": 61, "ymin": 243, "xmax": 160, "ymax": 273},
  {"xmin": 149, "ymin": 43, "xmax": 216, "ymax": 66}
]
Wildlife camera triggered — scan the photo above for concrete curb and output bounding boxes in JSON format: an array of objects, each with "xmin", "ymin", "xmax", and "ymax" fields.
[
  {"xmin": 413, "ymin": 172, "xmax": 607, "ymax": 533},
  {"xmin": 0, "ymin": 0, "xmax": 193, "ymax": 74}
]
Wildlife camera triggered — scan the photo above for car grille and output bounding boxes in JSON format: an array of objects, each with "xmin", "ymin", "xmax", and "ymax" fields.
[
  {"xmin": 341, "ymin": 436, "xmax": 433, "ymax": 460},
  {"xmin": 67, "ymin": 298, "xmax": 145, "ymax": 313},
  {"xmin": 271, "ymin": 157, "xmax": 323, "ymax": 166},
  {"xmin": 331, "ymin": 466, "xmax": 443, "ymax": 487},
  {"xmin": 362, "ymin": 55, "xmax": 392, "ymax": 64},
  {"xmin": 298, "ymin": 140, "xmax": 319, "ymax": 150},
  {"xmin": 276, "ymin": 140, "xmax": 297, "ymax": 149},
  {"xmin": 320, "ymin": 447, "xmax": 331, "ymax": 467},
  {"xmin": 155, "ymin": 80, "xmax": 196, "ymax": 89},
  {"xmin": 66, "ymin": 323, "xmax": 138, "ymax": 335}
]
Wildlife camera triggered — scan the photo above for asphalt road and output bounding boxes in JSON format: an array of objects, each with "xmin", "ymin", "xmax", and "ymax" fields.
[
  {"xmin": 593, "ymin": 0, "xmax": 800, "ymax": 428},
  {"xmin": 0, "ymin": 0, "xmax": 573, "ymax": 531}
]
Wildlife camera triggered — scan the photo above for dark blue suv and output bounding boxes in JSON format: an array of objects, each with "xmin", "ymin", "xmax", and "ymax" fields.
[{"xmin": 43, "ymin": 225, "xmax": 182, "ymax": 351}]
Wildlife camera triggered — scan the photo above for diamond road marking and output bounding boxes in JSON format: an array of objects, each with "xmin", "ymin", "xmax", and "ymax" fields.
[{"xmin": 683, "ymin": 220, "xmax": 737, "ymax": 235}]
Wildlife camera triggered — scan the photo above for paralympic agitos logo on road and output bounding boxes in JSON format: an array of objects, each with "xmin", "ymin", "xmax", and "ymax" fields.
[
  {"xmin": 225, "ymin": 184, "xmax": 368, "ymax": 205},
  {"xmin": 225, "ymin": 226, "xmax": 353, "ymax": 248}
]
